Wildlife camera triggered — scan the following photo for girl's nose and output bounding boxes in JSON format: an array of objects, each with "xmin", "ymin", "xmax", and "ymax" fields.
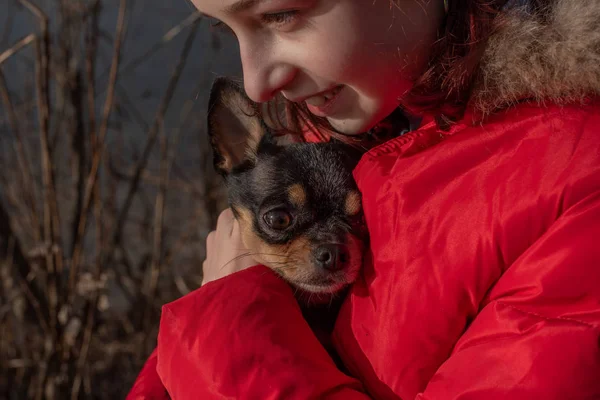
[{"xmin": 239, "ymin": 38, "xmax": 296, "ymax": 103}]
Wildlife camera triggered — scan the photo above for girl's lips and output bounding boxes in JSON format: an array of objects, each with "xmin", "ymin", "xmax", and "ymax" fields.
[{"xmin": 304, "ymin": 85, "xmax": 344, "ymax": 117}]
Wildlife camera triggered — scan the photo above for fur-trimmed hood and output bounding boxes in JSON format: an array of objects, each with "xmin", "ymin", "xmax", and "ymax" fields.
[{"xmin": 473, "ymin": 0, "xmax": 600, "ymax": 114}]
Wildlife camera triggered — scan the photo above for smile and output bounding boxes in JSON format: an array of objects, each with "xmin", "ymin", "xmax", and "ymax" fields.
[{"xmin": 302, "ymin": 85, "xmax": 345, "ymax": 117}]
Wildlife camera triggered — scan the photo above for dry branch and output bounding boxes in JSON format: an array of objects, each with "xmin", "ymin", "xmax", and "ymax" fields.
[
  {"xmin": 1, "ymin": 1, "xmax": 220, "ymax": 397},
  {"xmin": 19, "ymin": 0, "xmax": 65, "ymax": 347},
  {"xmin": 0, "ymin": 198, "xmax": 50, "ymax": 334},
  {"xmin": 86, "ymin": 0, "xmax": 101, "ymax": 152},
  {"xmin": 107, "ymin": 17, "xmax": 202, "ymax": 260},
  {"xmin": 0, "ymin": 34, "xmax": 36, "ymax": 66},
  {"xmin": 0, "ymin": 1, "xmax": 16, "ymax": 49},
  {"xmin": 69, "ymin": 0, "xmax": 128, "ymax": 298},
  {"xmin": 96, "ymin": 12, "xmax": 202, "ymax": 89},
  {"xmin": 141, "ymin": 122, "xmax": 168, "ymax": 351},
  {"xmin": 69, "ymin": 2, "xmax": 125, "ymax": 397},
  {"xmin": 0, "ymin": 71, "xmax": 40, "ymax": 241}
]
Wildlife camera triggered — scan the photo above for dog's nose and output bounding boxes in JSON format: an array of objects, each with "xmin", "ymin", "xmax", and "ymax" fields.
[{"xmin": 314, "ymin": 244, "xmax": 349, "ymax": 272}]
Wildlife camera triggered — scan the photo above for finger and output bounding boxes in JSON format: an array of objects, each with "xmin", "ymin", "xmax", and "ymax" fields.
[
  {"xmin": 201, "ymin": 261, "xmax": 208, "ymax": 286},
  {"xmin": 217, "ymin": 208, "xmax": 234, "ymax": 228},
  {"xmin": 205, "ymin": 230, "xmax": 215, "ymax": 257},
  {"xmin": 230, "ymin": 218, "xmax": 244, "ymax": 245},
  {"xmin": 217, "ymin": 208, "xmax": 236, "ymax": 238}
]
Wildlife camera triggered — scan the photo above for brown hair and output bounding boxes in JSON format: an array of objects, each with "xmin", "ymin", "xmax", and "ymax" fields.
[{"xmin": 260, "ymin": 0, "xmax": 554, "ymax": 137}]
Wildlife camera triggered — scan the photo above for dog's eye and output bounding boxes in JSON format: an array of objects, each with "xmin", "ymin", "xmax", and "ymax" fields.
[{"xmin": 264, "ymin": 209, "xmax": 292, "ymax": 230}]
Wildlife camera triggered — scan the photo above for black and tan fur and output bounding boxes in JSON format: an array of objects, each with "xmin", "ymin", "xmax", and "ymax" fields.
[{"xmin": 207, "ymin": 78, "xmax": 368, "ymax": 295}]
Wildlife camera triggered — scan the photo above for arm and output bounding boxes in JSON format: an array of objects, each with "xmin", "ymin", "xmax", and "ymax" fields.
[
  {"xmin": 418, "ymin": 195, "xmax": 600, "ymax": 400},
  {"xmin": 129, "ymin": 208, "xmax": 370, "ymax": 399},
  {"xmin": 156, "ymin": 265, "xmax": 371, "ymax": 400}
]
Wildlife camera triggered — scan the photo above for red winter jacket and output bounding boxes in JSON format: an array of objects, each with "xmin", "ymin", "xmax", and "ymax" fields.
[{"xmin": 127, "ymin": 100, "xmax": 600, "ymax": 400}]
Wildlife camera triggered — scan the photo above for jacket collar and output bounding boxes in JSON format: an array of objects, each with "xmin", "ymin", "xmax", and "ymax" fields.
[{"xmin": 471, "ymin": 0, "xmax": 600, "ymax": 116}]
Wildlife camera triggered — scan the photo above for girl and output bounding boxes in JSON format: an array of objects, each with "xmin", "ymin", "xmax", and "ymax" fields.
[{"xmin": 129, "ymin": 0, "xmax": 600, "ymax": 398}]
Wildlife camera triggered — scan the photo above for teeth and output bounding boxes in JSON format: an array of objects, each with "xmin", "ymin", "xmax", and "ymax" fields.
[
  {"xmin": 305, "ymin": 95, "xmax": 327, "ymax": 106},
  {"xmin": 305, "ymin": 85, "xmax": 342, "ymax": 106}
]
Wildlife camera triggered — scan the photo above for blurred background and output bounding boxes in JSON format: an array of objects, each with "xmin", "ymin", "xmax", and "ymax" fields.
[{"xmin": 0, "ymin": 0, "xmax": 241, "ymax": 397}]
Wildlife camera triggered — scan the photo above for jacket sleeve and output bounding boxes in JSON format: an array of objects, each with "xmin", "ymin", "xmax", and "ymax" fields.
[
  {"xmin": 126, "ymin": 349, "xmax": 170, "ymax": 400},
  {"xmin": 155, "ymin": 265, "xmax": 371, "ymax": 400},
  {"xmin": 417, "ymin": 194, "xmax": 600, "ymax": 400}
]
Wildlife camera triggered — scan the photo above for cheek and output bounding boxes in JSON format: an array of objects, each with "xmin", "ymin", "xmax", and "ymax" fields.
[
  {"xmin": 293, "ymin": 24, "xmax": 409, "ymax": 127},
  {"xmin": 288, "ymin": 7, "xmax": 366, "ymax": 83},
  {"xmin": 302, "ymin": 1, "xmax": 439, "ymax": 94},
  {"xmin": 291, "ymin": 40, "xmax": 355, "ymax": 84},
  {"xmin": 298, "ymin": 11, "xmax": 382, "ymax": 80}
]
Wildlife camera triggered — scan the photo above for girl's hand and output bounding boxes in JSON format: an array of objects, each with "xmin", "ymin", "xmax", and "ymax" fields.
[{"xmin": 201, "ymin": 208, "xmax": 260, "ymax": 285}]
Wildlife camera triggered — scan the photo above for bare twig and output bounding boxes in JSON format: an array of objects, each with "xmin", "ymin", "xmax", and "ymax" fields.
[
  {"xmin": 1, "ymin": 1, "xmax": 216, "ymax": 397},
  {"xmin": 86, "ymin": 0, "xmax": 101, "ymax": 151},
  {"xmin": 70, "ymin": 0, "xmax": 100, "ymax": 258},
  {"xmin": 70, "ymin": 5, "xmax": 103, "ymax": 397},
  {"xmin": 139, "ymin": 30, "xmax": 207, "ymax": 350},
  {"xmin": 69, "ymin": 0, "xmax": 128, "ymax": 299},
  {"xmin": 162, "ymin": 210, "xmax": 203, "ymax": 269},
  {"xmin": 20, "ymin": 0, "xmax": 64, "ymax": 341},
  {"xmin": 139, "ymin": 70, "xmax": 202, "ymax": 328},
  {"xmin": 0, "ymin": 198, "xmax": 50, "ymax": 335},
  {"xmin": 70, "ymin": 295, "xmax": 96, "ymax": 400},
  {"xmin": 108, "ymin": 159, "xmax": 202, "ymax": 195},
  {"xmin": 0, "ymin": 71, "xmax": 40, "ymax": 241},
  {"xmin": 0, "ymin": 34, "xmax": 36, "ymax": 66},
  {"xmin": 96, "ymin": 12, "xmax": 202, "ymax": 88},
  {"xmin": 141, "ymin": 121, "xmax": 169, "ymax": 352},
  {"xmin": 69, "ymin": 4, "xmax": 125, "ymax": 396},
  {"xmin": 106, "ymin": 17, "xmax": 201, "ymax": 260},
  {"xmin": 0, "ymin": 1, "xmax": 15, "ymax": 49},
  {"xmin": 115, "ymin": 85, "xmax": 151, "ymax": 131}
]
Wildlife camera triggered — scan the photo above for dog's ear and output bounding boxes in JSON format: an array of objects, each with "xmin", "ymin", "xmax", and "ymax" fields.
[{"xmin": 207, "ymin": 77, "xmax": 268, "ymax": 176}]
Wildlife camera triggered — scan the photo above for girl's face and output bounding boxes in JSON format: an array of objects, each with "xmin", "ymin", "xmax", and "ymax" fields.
[{"xmin": 192, "ymin": 0, "xmax": 444, "ymax": 134}]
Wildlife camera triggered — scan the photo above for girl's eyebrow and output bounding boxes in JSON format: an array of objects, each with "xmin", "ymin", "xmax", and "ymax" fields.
[{"xmin": 224, "ymin": 0, "xmax": 268, "ymax": 14}]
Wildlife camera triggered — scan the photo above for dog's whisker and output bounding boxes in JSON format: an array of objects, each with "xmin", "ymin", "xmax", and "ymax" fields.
[{"xmin": 219, "ymin": 252, "xmax": 255, "ymax": 271}]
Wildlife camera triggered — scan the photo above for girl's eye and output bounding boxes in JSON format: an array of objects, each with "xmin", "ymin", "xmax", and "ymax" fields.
[{"xmin": 260, "ymin": 10, "xmax": 299, "ymax": 28}]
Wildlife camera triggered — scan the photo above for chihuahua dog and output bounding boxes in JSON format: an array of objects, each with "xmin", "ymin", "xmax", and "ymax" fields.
[{"xmin": 207, "ymin": 78, "xmax": 368, "ymax": 295}]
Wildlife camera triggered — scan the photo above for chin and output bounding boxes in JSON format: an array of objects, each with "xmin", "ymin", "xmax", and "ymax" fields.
[
  {"xmin": 326, "ymin": 116, "xmax": 373, "ymax": 135},
  {"xmin": 326, "ymin": 104, "xmax": 394, "ymax": 135}
]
